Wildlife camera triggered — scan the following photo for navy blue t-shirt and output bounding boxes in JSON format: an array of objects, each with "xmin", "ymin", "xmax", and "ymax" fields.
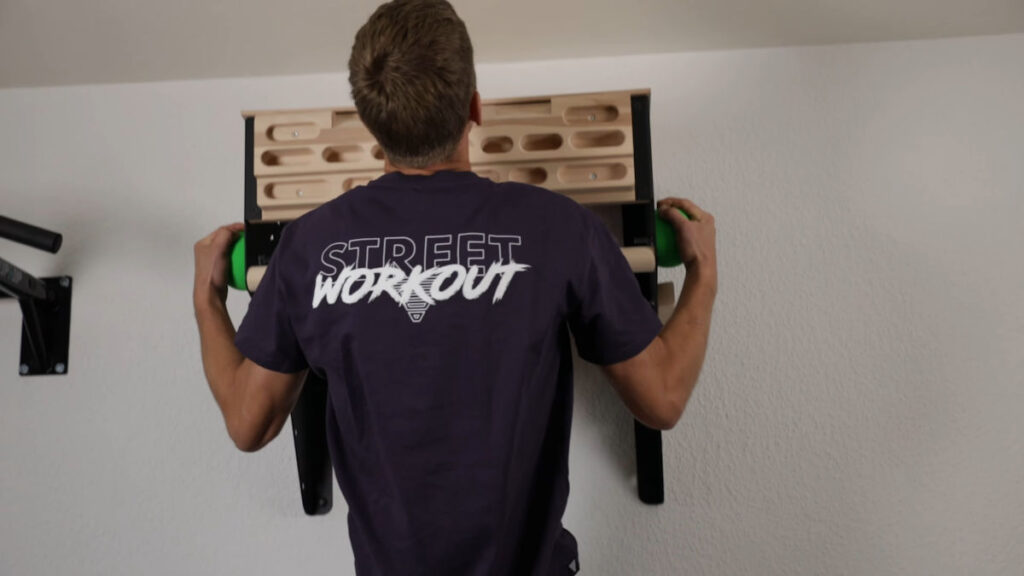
[{"xmin": 235, "ymin": 170, "xmax": 663, "ymax": 575}]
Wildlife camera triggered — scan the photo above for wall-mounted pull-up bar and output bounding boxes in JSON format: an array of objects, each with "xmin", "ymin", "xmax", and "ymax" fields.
[{"xmin": 0, "ymin": 214, "xmax": 72, "ymax": 376}]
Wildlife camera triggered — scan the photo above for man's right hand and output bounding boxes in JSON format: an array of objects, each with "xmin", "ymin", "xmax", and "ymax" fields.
[
  {"xmin": 599, "ymin": 196, "xmax": 718, "ymax": 430},
  {"xmin": 193, "ymin": 223, "xmax": 245, "ymax": 310},
  {"xmin": 657, "ymin": 197, "xmax": 717, "ymax": 272}
]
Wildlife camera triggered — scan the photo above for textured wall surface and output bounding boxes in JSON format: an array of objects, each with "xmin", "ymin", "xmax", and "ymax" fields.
[{"xmin": 2, "ymin": 33, "xmax": 1022, "ymax": 575}]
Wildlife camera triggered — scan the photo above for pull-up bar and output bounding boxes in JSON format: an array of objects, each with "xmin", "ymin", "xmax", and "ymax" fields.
[
  {"xmin": 0, "ymin": 214, "xmax": 73, "ymax": 376},
  {"xmin": 0, "ymin": 215, "xmax": 63, "ymax": 254}
]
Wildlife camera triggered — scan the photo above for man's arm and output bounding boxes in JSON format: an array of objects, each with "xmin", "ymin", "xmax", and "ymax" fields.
[
  {"xmin": 601, "ymin": 198, "xmax": 717, "ymax": 430},
  {"xmin": 193, "ymin": 224, "xmax": 307, "ymax": 452}
]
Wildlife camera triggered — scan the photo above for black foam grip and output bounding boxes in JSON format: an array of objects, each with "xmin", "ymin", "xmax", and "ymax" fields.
[{"xmin": 0, "ymin": 215, "xmax": 62, "ymax": 254}]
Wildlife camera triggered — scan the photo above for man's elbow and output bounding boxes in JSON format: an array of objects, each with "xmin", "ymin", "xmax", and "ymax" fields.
[
  {"xmin": 649, "ymin": 404, "xmax": 683, "ymax": 431},
  {"xmin": 232, "ymin": 434, "xmax": 263, "ymax": 453},
  {"xmin": 633, "ymin": 399, "xmax": 683, "ymax": 431},
  {"xmin": 227, "ymin": 417, "xmax": 267, "ymax": 453},
  {"xmin": 224, "ymin": 367, "xmax": 272, "ymax": 453},
  {"xmin": 651, "ymin": 379, "xmax": 689, "ymax": 431}
]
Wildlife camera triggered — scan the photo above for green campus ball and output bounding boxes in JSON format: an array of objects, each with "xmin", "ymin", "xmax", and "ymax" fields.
[
  {"xmin": 229, "ymin": 232, "xmax": 247, "ymax": 291},
  {"xmin": 655, "ymin": 207, "xmax": 690, "ymax": 268}
]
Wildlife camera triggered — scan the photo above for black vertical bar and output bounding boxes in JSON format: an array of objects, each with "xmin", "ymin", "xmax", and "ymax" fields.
[
  {"xmin": 244, "ymin": 116, "xmax": 331, "ymax": 514},
  {"xmin": 635, "ymin": 421, "xmax": 664, "ymax": 503},
  {"xmin": 628, "ymin": 93, "xmax": 665, "ymax": 505},
  {"xmin": 290, "ymin": 372, "xmax": 333, "ymax": 516},
  {"xmin": 631, "ymin": 95, "xmax": 655, "ymax": 204},
  {"xmin": 244, "ymin": 117, "xmax": 262, "ymax": 222}
]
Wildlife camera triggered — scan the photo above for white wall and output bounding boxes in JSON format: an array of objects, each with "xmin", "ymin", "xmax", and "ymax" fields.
[{"xmin": 2, "ymin": 33, "xmax": 1022, "ymax": 575}]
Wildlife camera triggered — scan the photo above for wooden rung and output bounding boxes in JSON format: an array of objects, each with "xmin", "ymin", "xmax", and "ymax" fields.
[
  {"xmin": 253, "ymin": 110, "xmax": 333, "ymax": 141},
  {"xmin": 244, "ymin": 245, "xmax": 656, "ymax": 291},
  {"xmin": 249, "ymin": 89, "xmax": 642, "ymax": 179},
  {"xmin": 622, "ymin": 246, "xmax": 656, "ymax": 273},
  {"xmin": 256, "ymin": 172, "xmax": 383, "ymax": 221},
  {"xmin": 468, "ymin": 124, "xmax": 633, "ymax": 164},
  {"xmin": 254, "ymin": 159, "xmax": 637, "ymax": 221},
  {"xmin": 241, "ymin": 88, "xmax": 648, "ymax": 119},
  {"xmin": 474, "ymin": 156, "xmax": 635, "ymax": 193},
  {"xmin": 245, "ymin": 266, "xmax": 267, "ymax": 292}
]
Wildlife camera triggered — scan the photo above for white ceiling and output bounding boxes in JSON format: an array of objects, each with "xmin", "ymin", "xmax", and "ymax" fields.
[{"xmin": 1, "ymin": 0, "xmax": 1023, "ymax": 89}]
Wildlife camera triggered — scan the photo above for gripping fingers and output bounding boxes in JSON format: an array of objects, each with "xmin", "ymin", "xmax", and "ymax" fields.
[
  {"xmin": 658, "ymin": 204, "xmax": 691, "ymax": 229},
  {"xmin": 681, "ymin": 200, "xmax": 712, "ymax": 224},
  {"xmin": 214, "ymin": 223, "xmax": 244, "ymax": 249}
]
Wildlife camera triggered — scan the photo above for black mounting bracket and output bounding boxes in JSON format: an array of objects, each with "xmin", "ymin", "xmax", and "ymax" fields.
[
  {"xmin": 0, "ymin": 261, "xmax": 73, "ymax": 377},
  {"xmin": 0, "ymin": 215, "xmax": 72, "ymax": 377},
  {"xmin": 625, "ymin": 93, "xmax": 665, "ymax": 505}
]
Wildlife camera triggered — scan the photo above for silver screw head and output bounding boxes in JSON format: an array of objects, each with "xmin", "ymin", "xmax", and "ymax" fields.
[
  {"xmin": 589, "ymin": 172, "xmax": 598, "ymax": 180},
  {"xmin": 292, "ymin": 130, "xmax": 300, "ymax": 137},
  {"xmin": 59, "ymin": 277, "xmax": 70, "ymax": 288},
  {"xmin": 19, "ymin": 364, "xmax": 29, "ymax": 375},
  {"xmin": 588, "ymin": 113, "xmax": 596, "ymax": 121},
  {"xmin": 296, "ymin": 188, "xmax": 303, "ymax": 197},
  {"xmin": 55, "ymin": 363, "xmax": 66, "ymax": 374}
]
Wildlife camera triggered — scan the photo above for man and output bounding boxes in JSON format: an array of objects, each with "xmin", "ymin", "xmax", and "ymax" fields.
[{"xmin": 193, "ymin": 0, "xmax": 717, "ymax": 573}]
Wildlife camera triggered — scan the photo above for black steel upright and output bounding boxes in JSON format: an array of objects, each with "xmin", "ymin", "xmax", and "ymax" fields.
[
  {"xmin": 244, "ymin": 118, "xmax": 332, "ymax": 515},
  {"xmin": 625, "ymin": 93, "xmax": 665, "ymax": 504}
]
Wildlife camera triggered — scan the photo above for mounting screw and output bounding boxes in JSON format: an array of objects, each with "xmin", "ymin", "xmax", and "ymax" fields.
[
  {"xmin": 296, "ymin": 188, "xmax": 303, "ymax": 197},
  {"xmin": 19, "ymin": 364, "xmax": 29, "ymax": 375},
  {"xmin": 301, "ymin": 482, "xmax": 306, "ymax": 491},
  {"xmin": 588, "ymin": 113, "xmax": 596, "ymax": 121},
  {"xmin": 55, "ymin": 363, "xmax": 66, "ymax": 374},
  {"xmin": 292, "ymin": 130, "xmax": 300, "ymax": 137},
  {"xmin": 589, "ymin": 172, "xmax": 598, "ymax": 180},
  {"xmin": 59, "ymin": 277, "xmax": 70, "ymax": 288}
]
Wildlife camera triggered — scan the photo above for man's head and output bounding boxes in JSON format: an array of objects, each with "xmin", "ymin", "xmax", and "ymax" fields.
[{"xmin": 349, "ymin": 0, "xmax": 478, "ymax": 169}]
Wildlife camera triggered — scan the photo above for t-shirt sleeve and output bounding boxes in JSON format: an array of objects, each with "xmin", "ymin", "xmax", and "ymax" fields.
[
  {"xmin": 567, "ymin": 208, "xmax": 664, "ymax": 365},
  {"xmin": 234, "ymin": 229, "xmax": 308, "ymax": 374}
]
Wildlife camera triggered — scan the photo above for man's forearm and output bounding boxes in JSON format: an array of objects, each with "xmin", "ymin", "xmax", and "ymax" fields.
[
  {"xmin": 194, "ymin": 290, "xmax": 246, "ymax": 433},
  {"xmin": 659, "ymin": 262, "xmax": 717, "ymax": 420}
]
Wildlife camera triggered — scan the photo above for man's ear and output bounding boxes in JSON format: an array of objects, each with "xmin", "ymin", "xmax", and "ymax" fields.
[{"xmin": 469, "ymin": 90, "xmax": 482, "ymax": 126}]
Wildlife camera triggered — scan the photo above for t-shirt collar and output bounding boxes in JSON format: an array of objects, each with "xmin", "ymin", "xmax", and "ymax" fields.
[{"xmin": 374, "ymin": 169, "xmax": 483, "ymax": 186}]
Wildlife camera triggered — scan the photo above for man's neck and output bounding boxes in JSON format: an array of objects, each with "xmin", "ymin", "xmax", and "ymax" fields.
[
  {"xmin": 387, "ymin": 161, "xmax": 471, "ymax": 175},
  {"xmin": 384, "ymin": 158, "xmax": 472, "ymax": 176},
  {"xmin": 384, "ymin": 134, "xmax": 473, "ymax": 176}
]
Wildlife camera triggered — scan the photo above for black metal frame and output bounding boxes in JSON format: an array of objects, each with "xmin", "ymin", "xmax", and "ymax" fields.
[
  {"xmin": 0, "ymin": 216, "xmax": 72, "ymax": 377},
  {"xmin": 242, "ymin": 90, "xmax": 665, "ymax": 514},
  {"xmin": 245, "ymin": 118, "xmax": 334, "ymax": 515},
  {"xmin": 626, "ymin": 93, "xmax": 665, "ymax": 504},
  {"xmin": 290, "ymin": 372, "xmax": 334, "ymax": 515}
]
